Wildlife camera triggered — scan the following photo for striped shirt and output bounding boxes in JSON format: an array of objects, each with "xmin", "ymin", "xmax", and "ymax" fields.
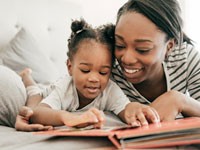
[{"xmin": 111, "ymin": 42, "xmax": 200, "ymax": 104}]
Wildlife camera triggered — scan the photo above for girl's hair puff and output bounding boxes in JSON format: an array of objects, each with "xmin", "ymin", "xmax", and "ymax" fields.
[
  {"xmin": 67, "ymin": 18, "xmax": 94, "ymax": 60},
  {"xmin": 67, "ymin": 18, "xmax": 115, "ymax": 65}
]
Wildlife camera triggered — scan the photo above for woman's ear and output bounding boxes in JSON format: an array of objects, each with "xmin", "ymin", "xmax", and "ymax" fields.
[
  {"xmin": 165, "ymin": 39, "xmax": 175, "ymax": 59},
  {"xmin": 66, "ymin": 59, "xmax": 72, "ymax": 76}
]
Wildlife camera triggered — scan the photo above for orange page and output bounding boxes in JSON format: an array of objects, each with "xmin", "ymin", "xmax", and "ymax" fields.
[
  {"xmin": 111, "ymin": 117, "xmax": 200, "ymax": 149},
  {"xmin": 33, "ymin": 117, "xmax": 200, "ymax": 149},
  {"xmin": 114, "ymin": 117, "xmax": 200, "ymax": 139}
]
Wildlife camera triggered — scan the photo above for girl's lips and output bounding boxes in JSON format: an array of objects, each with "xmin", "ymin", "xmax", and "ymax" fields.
[{"xmin": 86, "ymin": 87, "xmax": 99, "ymax": 93}]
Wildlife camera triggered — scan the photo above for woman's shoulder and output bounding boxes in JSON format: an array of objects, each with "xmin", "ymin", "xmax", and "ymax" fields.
[{"xmin": 166, "ymin": 42, "xmax": 199, "ymax": 67}]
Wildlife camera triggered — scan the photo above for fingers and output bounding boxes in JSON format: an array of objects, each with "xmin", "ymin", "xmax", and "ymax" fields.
[
  {"xmin": 125, "ymin": 104, "xmax": 160, "ymax": 126},
  {"xmin": 15, "ymin": 114, "xmax": 53, "ymax": 132},
  {"xmin": 137, "ymin": 106, "xmax": 160, "ymax": 125},
  {"xmin": 149, "ymin": 107, "xmax": 160, "ymax": 123},
  {"xmin": 74, "ymin": 122, "xmax": 92, "ymax": 128},
  {"xmin": 17, "ymin": 123, "xmax": 51, "ymax": 132},
  {"xmin": 127, "ymin": 116, "xmax": 141, "ymax": 127},
  {"xmin": 69, "ymin": 108, "xmax": 105, "ymax": 128},
  {"xmin": 81, "ymin": 108, "xmax": 105, "ymax": 129},
  {"xmin": 136, "ymin": 112, "xmax": 148, "ymax": 125},
  {"xmin": 16, "ymin": 106, "xmax": 53, "ymax": 132},
  {"xmin": 19, "ymin": 106, "xmax": 33, "ymax": 119},
  {"xmin": 90, "ymin": 108, "xmax": 105, "ymax": 122}
]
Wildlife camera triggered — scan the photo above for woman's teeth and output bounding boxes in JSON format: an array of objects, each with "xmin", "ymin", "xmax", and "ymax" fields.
[{"xmin": 124, "ymin": 68, "xmax": 141, "ymax": 74}]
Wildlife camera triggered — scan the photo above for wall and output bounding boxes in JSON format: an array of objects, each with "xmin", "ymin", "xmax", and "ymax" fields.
[
  {"xmin": 67, "ymin": 0, "xmax": 200, "ymax": 48},
  {"xmin": 184, "ymin": 0, "xmax": 200, "ymax": 48},
  {"xmin": 66, "ymin": 0, "xmax": 127, "ymax": 26}
]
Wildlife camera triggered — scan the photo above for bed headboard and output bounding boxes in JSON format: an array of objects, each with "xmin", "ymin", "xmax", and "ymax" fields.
[{"xmin": 0, "ymin": 0, "xmax": 82, "ymax": 77}]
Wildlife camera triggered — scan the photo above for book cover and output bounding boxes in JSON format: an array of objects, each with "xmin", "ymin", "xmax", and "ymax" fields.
[{"xmin": 33, "ymin": 117, "xmax": 200, "ymax": 149}]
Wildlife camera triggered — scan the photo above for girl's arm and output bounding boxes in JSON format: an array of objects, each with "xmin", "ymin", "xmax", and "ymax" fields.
[
  {"xmin": 15, "ymin": 68, "xmax": 52, "ymax": 131},
  {"xmin": 31, "ymin": 104, "xmax": 105, "ymax": 128}
]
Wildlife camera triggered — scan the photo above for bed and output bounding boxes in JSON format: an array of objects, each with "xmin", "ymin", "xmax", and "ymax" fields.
[
  {"xmin": 1, "ymin": 0, "xmax": 200, "ymax": 149},
  {"xmin": 0, "ymin": 0, "xmax": 121, "ymax": 149}
]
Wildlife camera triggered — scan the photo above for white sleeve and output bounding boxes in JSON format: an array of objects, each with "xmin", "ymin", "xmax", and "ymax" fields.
[
  {"xmin": 40, "ymin": 77, "xmax": 68, "ymax": 110},
  {"xmin": 105, "ymin": 80, "xmax": 130, "ymax": 115},
  {"xmin": 41, "ymin": 88, "xmax": 62, "ymax": 110}
]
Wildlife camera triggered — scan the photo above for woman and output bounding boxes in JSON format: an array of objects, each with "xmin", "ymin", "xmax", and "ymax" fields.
[{"xmin": 111, "ymin": 0, "xmax": 200, "ymax": 123}]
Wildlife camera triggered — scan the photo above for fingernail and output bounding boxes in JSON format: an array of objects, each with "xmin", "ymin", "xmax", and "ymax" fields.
[
  {"xmin": 94, "ymin": 118, "xmax": 98, "ymax": 122},
  {"xmin": 142, "ymin": 121, "xmax": 148, "ymax": 125},
  {"xmin": 100, "ymin": 117, "xmax": 104, "ymax": 122},
  {"xmin": 154, "ymin": 118, "xmax": 160, "ymax": 123},
  {"xmin": 131, "ymin": 122, "xmax": 140, "ymax": 127}
]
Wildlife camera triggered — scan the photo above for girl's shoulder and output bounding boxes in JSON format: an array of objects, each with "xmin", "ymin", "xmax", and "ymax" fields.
[{"xmin": 50, "ymin": 74, "xmax": 72, "ymax": 88}]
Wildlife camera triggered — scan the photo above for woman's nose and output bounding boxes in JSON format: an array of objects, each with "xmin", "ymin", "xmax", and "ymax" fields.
[{"xmin": 121, "ymin": 49, "xmax": 137, "ymax": 65}]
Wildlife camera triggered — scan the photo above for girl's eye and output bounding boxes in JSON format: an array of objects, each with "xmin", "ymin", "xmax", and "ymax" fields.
[
  {"xmin": 81, "ymin": 70, "xmax": 90, "ymax": 73},
  {"xmin": 99, "ymin": 72, "xmax": 108, "ymax": 75}
]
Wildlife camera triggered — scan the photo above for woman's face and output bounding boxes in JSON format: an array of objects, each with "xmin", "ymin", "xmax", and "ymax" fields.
[{"xmin": 115, "ymin": 12, "xmax": 173, "ymax": 84}]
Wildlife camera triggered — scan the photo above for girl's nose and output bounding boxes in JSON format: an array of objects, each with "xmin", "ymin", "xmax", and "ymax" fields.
[{"xmin": 88, "ymin": 74, "xmax": 100, "ymax": 82}]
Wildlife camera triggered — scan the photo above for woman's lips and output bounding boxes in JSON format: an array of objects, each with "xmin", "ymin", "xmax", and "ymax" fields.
[
  {"xmin": 124, "ymin": 68, "xmax": 141, "ymax": 74},
  {"xmin": 124, "ymin": 68, "xmax": 143, "ymax": 74}
]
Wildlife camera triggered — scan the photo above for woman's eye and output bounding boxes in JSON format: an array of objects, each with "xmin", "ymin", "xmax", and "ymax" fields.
[
  {"xmin": 115, "ymin": 44, "xmax": 125, "ymax": 50},
  {"xmin": 136, "ymin": 48, "xmax": 152, "ymax": 54}
]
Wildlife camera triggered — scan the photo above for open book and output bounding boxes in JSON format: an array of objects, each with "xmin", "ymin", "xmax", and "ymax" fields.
[{"xmin": 33, "ymin": 117, "xmax": 200, "ymax": 149}]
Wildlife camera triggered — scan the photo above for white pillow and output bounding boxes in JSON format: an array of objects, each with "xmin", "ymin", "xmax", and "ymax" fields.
[
  {"xmin": 0, "ymin": 28, "xmax": 60, "ymax": 84},
  {"xmin": 0, "ymin": 65, "xmax": 26, "ymax": 127}
]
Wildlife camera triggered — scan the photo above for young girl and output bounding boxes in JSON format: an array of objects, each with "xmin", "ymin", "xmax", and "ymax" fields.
[{"xmin": 19, "ymin": 19, "xmax": 160, "ymax": 129}]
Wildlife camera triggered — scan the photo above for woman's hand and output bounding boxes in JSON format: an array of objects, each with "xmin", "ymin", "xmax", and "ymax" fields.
[
  {"xmin": 120, "ymin": 102, "xmax": 160, "ymax": 126},
  {"xmin": 15, "ymin": 106, "xmax": 53, "ymax": 132},
  {"xmin": 61, "ymin": 107, "xmax": 105, "ymax": 129},
  {"xmin": 150, "ymin": 90, "xmax": 185, "ymax": 121}
]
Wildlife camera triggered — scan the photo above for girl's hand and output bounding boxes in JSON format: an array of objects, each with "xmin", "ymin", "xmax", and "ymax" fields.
[
  {"xmin": 150, "ymin": 90, "xmax": 185, "ymax": 121},
  {"xmin": 15, "ymin": 106, "xmax": 53, "ymax": 131},
  {"xmin": 62, "ymin": 107, "xmax": 105, "ymax": 129},
  {"xmin": 121, "ymin": 102, "xmax": 160, "ymax": 126}
]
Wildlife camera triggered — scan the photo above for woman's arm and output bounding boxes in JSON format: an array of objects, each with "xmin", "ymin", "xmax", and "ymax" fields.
[
  {"xmin": 182, "ymin": 95, "xmax": 200, "ymax": 117},
  {"xmin": 150, "ymin": 90, "xmax": 200, "ymax": 121}
]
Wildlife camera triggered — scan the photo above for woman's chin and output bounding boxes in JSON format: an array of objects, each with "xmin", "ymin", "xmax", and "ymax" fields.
[
  {"xmin": 126, "ymin": 78, "xmax": 143, "ymax": 84},
  {"xmin": 123, "ymin": 72, "xmax": 144, "ymax": 84}
]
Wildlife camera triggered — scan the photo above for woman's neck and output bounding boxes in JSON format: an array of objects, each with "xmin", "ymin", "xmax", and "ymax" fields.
[{"xmin": 134, "ymin": 67, "xmax": 167, "ymax": 102}]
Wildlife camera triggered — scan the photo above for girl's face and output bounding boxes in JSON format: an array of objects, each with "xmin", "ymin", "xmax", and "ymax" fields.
[
  {"xmin": 67, "ymin": 39, "xmax": 112, "ymax": 102},
  {"xmin": 115, "ymin": 12, "xmax": 174, "ymax": 84}
]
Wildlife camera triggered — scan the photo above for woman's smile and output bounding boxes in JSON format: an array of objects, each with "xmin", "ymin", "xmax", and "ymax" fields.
[{"xmin": 122, "ymin": 65, "xmax": 144, "ymax": 82}]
